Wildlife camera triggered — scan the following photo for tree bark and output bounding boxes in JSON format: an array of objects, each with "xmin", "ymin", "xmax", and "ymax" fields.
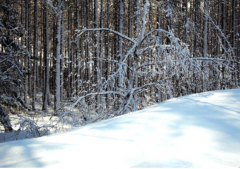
[
  {"xmin": 32, "ymin": 0, "xmax": 38, "ymax": 110},
  {"xmin": 0, "ymin": 105, "xmax": 13, "ymax": 132},
  {"xmin": 76, "ymin": 0, "xmax": 80, "ymax": 97},
  {"xmin": 28, "ymin": 0, "xmax": 32, "ymax": 98},
  {"xmin": 203, "ymin": 0, "xmax": 208, "ymax": 92},
  {"xmin": 42, "ymin": 1, "xmax": 50, "ymax": 111},
  {"xmin": 67, "ymin": 3, "xmax": 71, "ymax": 98},
  {"xmin": 24, "ymin": 0, "xmax": 28, "ymax": 104},
  {"xmin": 60, "ymin": 0, "xmax": 65, "ymax": 101},
  {"xmin": 54, "ymin": 0, "xmax": 62, "ymax": 111}
]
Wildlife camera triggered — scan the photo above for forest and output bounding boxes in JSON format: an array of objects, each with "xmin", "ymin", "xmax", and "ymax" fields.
[{"xmin": 0, "ymin": 0, "xmax": 239, "ymax": 137}]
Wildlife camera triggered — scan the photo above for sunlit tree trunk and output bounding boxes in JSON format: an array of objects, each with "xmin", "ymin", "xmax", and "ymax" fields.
[{"xmin": 54, "ymin": 0, "xmax": 62, "ymax": 111}]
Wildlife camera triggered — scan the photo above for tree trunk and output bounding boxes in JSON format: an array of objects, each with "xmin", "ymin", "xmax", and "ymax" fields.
[
  {"xmin": 20, "ymin": 0, "xmax": 24, "ymax": 97},
  {"xmin": 42, "ymin": 1, "xmax": 50, "ymax": 111},
  {"xmin": 94, "ymin": 0, "xmax": 100, "ymax": 112},
  {"xmin": 128, "ymin": 0, "xmax": 132, "ymax": 90},
  {"xmin": 106, "ymin": 0, "xmax": 110, "ymax": 111},
  {"xmin": 133, "ymin": 0, "xmax": 139, "ymax": 111},
  {"xmin": 203, "ymin": 0, "xmax": 208, "ymax": 58},
  {"xmin": 28, "ymin": 0, "xmax": 32, "ymax": 98},
  {"xmin": 54, "ymin": 0, "xmax": 62, "ymax": 111},
  {"xmin": 222, "ymin": 0, "xmax": 226, "ymax": 89},
  {"xmin": 0, "ymin": 105, "xmax": 13, "ymax": 132},
  {"xmin": 76, "ymin": 0, "xmax": 80, "ymax": 97},
  {"xmin": 194, "ymin": 0, "xmax": 198, "ymax": 58},
  {"xmin": 32, "ymin": 0, "xmax": 38, "ymax": 110},
  {"xmin": 203, "ymin": 0, "xmax": 208, "ymax": 92},
  {"xmin": 60, "ymin": 0, "xmax": 65, "ymax": 101},
  {"xmin": 98, "ymin": 0, "xmax": 104, "ymax": 112},
  {"xmin": 232, "ymin": 0, "xmax": 238, "ymax": 87},
  {"xmin": 85, "ymin": 0, "xmax": 90, "ymax": 94},
  {"xmin": 24, "ymin": 0, "xmax": 28, "ymax": 104},
  {"xmin": 67, "ymin": 4, "xmax": 71, "ymax": 98},
  {"xmin": 119, "ymin": 0, "xmax": 124, "ymax": 89}
]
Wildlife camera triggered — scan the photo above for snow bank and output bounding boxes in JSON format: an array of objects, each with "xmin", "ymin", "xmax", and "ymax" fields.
[{"xmin": 0, "ymin": 89, "xmax": 240, "ymax": 168}]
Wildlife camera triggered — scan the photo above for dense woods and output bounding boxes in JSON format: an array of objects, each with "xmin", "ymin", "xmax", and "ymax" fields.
[{"xmin": 0, "ymin": 0, "xmax": 239, "ymax": 133}]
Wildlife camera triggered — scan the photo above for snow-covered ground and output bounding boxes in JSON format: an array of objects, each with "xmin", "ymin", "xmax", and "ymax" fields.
[
  {"xmin": 0, "ymin": 92, "xmax": 79, "ymax": 142},
  {"xmin": 0, "ymin": 89, "xmax": 240, "ymax": 168}
]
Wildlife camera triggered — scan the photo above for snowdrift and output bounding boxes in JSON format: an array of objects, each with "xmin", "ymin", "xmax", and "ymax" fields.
[{"xmin": 0, "ymin": 89, "xmax": 240, "ymax": 168}]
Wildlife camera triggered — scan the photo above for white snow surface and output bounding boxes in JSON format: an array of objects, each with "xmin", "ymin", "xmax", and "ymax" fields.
[{"xmin": 0, "ymin": 89, "xmax": 240, "ymax": 168}]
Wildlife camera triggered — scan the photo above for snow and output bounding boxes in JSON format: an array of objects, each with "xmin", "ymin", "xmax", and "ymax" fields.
[{"xmin": 0, "ymin": 89, "xmax": 240, "ymax": 168}]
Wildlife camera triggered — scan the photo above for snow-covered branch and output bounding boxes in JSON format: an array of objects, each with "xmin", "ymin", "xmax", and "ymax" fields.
[{"xmin": 76, "ymin": 28, "xmax": 136, "ymax": 44}]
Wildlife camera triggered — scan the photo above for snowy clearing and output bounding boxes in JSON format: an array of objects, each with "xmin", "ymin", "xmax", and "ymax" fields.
[{"xmin": 0, "ymin": 89, "xmax": 240, "ymax": 168}]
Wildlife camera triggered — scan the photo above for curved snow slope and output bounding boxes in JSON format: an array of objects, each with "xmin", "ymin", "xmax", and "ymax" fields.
[{"xmin": 0, "ymin": 89, "xmax": 240, "ymax": 168}]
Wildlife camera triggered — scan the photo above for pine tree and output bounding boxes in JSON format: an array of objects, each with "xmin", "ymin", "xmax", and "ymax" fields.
[{"xmin": 0, "ymin": 0, "xmax": 28, "ymax": 132}]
